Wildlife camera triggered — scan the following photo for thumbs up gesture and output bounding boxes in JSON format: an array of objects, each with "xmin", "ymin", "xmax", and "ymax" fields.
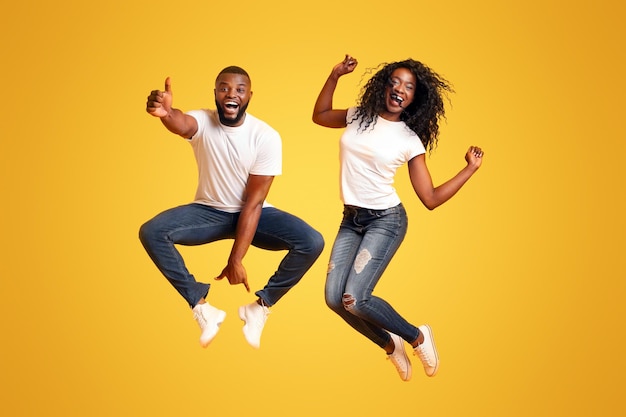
[{"xmin": 146, "ymin": 77, "xmax": 173, "ymax": 118}]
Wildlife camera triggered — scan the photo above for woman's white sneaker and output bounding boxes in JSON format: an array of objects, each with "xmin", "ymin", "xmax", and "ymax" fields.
[
  {"xmin": 414, "ymin": 325, "xmax": 439, "ymax": 377},
  {"xmin": 387, "ymin": 333, "xmax": 412, "ymax": 381}
]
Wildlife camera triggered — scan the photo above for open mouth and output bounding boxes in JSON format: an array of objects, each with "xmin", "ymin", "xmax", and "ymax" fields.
[
  {"xmin": 224, "ymin": 101, "xmax": 239, "ymax": 111},
  {"xmin": 390, "ymin": 94, "xmax": 404, "ymax": 105}
]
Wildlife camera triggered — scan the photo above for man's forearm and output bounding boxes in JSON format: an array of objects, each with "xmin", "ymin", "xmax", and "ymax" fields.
[
  {"xmin": 228, "ymin": 203, "xmax": 262, "ymax": 264},
  {"xmin": 160, "ymin": 108, "xmax": 196, "ymax": 138}
]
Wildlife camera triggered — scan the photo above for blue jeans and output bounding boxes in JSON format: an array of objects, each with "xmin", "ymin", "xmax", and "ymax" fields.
[
  {"xmin": 325, "ymin": 203, "xmax": 420, "ymax": 349},
  {"xmin": 139, "ymin": 203, "xmax": 324, "ymax": 308}
]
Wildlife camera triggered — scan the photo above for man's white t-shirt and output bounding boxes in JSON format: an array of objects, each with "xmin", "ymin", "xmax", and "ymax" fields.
[
  {"xmin": 340, "ymin": 107, "xmax": 425, "ymax": 210},
  {"xmin": 186, "ymin": 109, "xmax": 282, "ymax": 213}
]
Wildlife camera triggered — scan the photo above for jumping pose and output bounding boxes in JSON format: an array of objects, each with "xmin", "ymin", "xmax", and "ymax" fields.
[
  {"xmin": 140, "ymin": 67, "xmax": 324, "ymax": 349},
  {"xmin": 312, "ymin": 55, "xmax": 483, "ymax": 380}
]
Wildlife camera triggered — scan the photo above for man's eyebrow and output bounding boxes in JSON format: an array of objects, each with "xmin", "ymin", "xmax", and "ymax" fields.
[{"xmin": 217, "ymin": 81, "xmax": 248, "ymax": 86}]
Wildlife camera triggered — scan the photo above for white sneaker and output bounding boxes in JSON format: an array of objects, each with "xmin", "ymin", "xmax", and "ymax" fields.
[
  {"xmin": 238, "ymin": 301, "xmax": 270, "ymax": 349},
  {"xmin": 192, "ymin": 303, "xmax": 226, "ymax": 348},
  {"xmin": 414, "ymin": 325, "xmax": 439, "ymax": 377},
  {"xmin": 387, "ymin": 333, "xmax": 412, "ymax": 381}
]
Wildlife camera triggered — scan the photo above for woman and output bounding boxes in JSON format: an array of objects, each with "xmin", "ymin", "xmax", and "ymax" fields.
[{"xmin": 312, "ymin": 55, "xmax": 484, "ymax": 381}]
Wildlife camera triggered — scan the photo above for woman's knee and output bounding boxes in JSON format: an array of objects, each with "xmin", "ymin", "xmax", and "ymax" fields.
[
  {"xmin": 342, "ymin": 293, "xmax": 358, "ymax": 312},
  {"xmin": 325, "ymin": 291, "xmax": 343, "ymax": 313}
]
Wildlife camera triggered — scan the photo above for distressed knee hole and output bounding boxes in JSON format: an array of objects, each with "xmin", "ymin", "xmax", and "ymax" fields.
[
  {"xmin": 354, "ymin": 249, "xmax": 372, "ymax": 274},
  {"xmin": 342, "ymin": 293, "xmax": 356, "ymax": 310},
  {"xmin": 327, "ymin": 261, "xmax": 335, "ymax": 274}
]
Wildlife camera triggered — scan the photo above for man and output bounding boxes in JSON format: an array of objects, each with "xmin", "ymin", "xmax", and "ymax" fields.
[{"xmin": 139, "ymin": 66, "xmax": 324, "ymax": 349}]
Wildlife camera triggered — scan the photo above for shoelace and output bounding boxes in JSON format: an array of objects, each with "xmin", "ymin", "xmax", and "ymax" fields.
[
  {"xmin": 193, "ymin": 310, "xmax": 208, "ymax": 328},
  {"xmin": 256, "ymin": 306, "xmax": 270, "ymax": 326},
  {"xmin": 388, "ymin": 350, "xmax": 408, "ymax": 373},
  {"xmin": 244, "ymin": 305, "xmax": 270, "ymax": 328},
  {"xmin": 415, "ymin": 345, "xmax": 434, "ymax": 367}
]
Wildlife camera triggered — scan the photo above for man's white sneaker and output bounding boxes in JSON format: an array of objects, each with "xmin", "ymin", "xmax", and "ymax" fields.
[
  {"xmin": 238, "ymin": 301, "xmax": 270, "ymax": 349},
  {"xmin": 414, "ymin": 325, "xmax": 439, "ymax": 377},
  {"xmin": 192, "ymin": 303, "xmax": 226, "ymax": 348},
  {"xmin": 387, "ymin": 332, "xmax": 412, "ymax": 381}
]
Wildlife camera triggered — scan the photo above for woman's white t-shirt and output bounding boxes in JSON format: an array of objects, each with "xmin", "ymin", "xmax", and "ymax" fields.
[{"xmin": 340, "ymin": 107, "xmax": 425, "ymax": 210}]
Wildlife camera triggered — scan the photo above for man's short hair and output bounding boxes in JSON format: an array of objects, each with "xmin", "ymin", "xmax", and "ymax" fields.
[{"xmin": 217, "ymin": 66, "xmax": 250, "ymax": 80}]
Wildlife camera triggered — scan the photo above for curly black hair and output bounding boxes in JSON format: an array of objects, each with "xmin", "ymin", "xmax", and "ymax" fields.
[{"xmin": 352, "ymin": 59, "xmax": 453, "ymax": 153}]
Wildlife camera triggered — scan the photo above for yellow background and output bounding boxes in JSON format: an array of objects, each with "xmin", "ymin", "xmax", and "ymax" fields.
[{"xmin": 1, "ymin": 0, "xmax": 624, "ymax": 416}]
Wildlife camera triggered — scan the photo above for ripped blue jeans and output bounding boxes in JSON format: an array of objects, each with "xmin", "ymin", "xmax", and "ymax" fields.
[{"xmin": 325, "ymin": 203, "xmax": 420, "ymax": 349}]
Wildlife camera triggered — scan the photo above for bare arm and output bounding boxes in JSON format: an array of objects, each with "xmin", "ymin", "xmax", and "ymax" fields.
[
  {"xmin": 408, "ymin": 146, "xmax": 484, "ymax": 210},
  {"xmin": 214, "ymin": 174, "xmax": 274, "ymax": 292},
  {"xmin": 146, "ymin": 77, "xmax": 198, "ymax": 139},
  {"xmin": 312, "ymin": 55, "xmax": 359, "ymax": 128}
]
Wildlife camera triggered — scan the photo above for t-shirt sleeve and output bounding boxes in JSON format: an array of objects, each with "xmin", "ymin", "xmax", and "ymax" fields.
[
  {"xmin": 346, "ymin": 107, "xmax": 357, "ymax": 123},
  {"xmin": 408, "ymin": 136, "xmax": 426, "ymax": 160},
  {"xmin": 185, "ymin": 109, "xmax": 206, "ymax": 141},
  {"xmin": 251, "ymin": 130, "xmax": 282, "ymax": 176}
]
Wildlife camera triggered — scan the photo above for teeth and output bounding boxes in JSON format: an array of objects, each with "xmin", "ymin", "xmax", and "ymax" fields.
[{"xmin": 391, "ymin": 94, "xmax": 403, "ymax": 103}]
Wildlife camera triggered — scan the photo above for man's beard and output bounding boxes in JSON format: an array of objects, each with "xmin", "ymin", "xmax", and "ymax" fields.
[{"xmin": 215, "ymin": 100, "xmax": 249, "ymax": 126}]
